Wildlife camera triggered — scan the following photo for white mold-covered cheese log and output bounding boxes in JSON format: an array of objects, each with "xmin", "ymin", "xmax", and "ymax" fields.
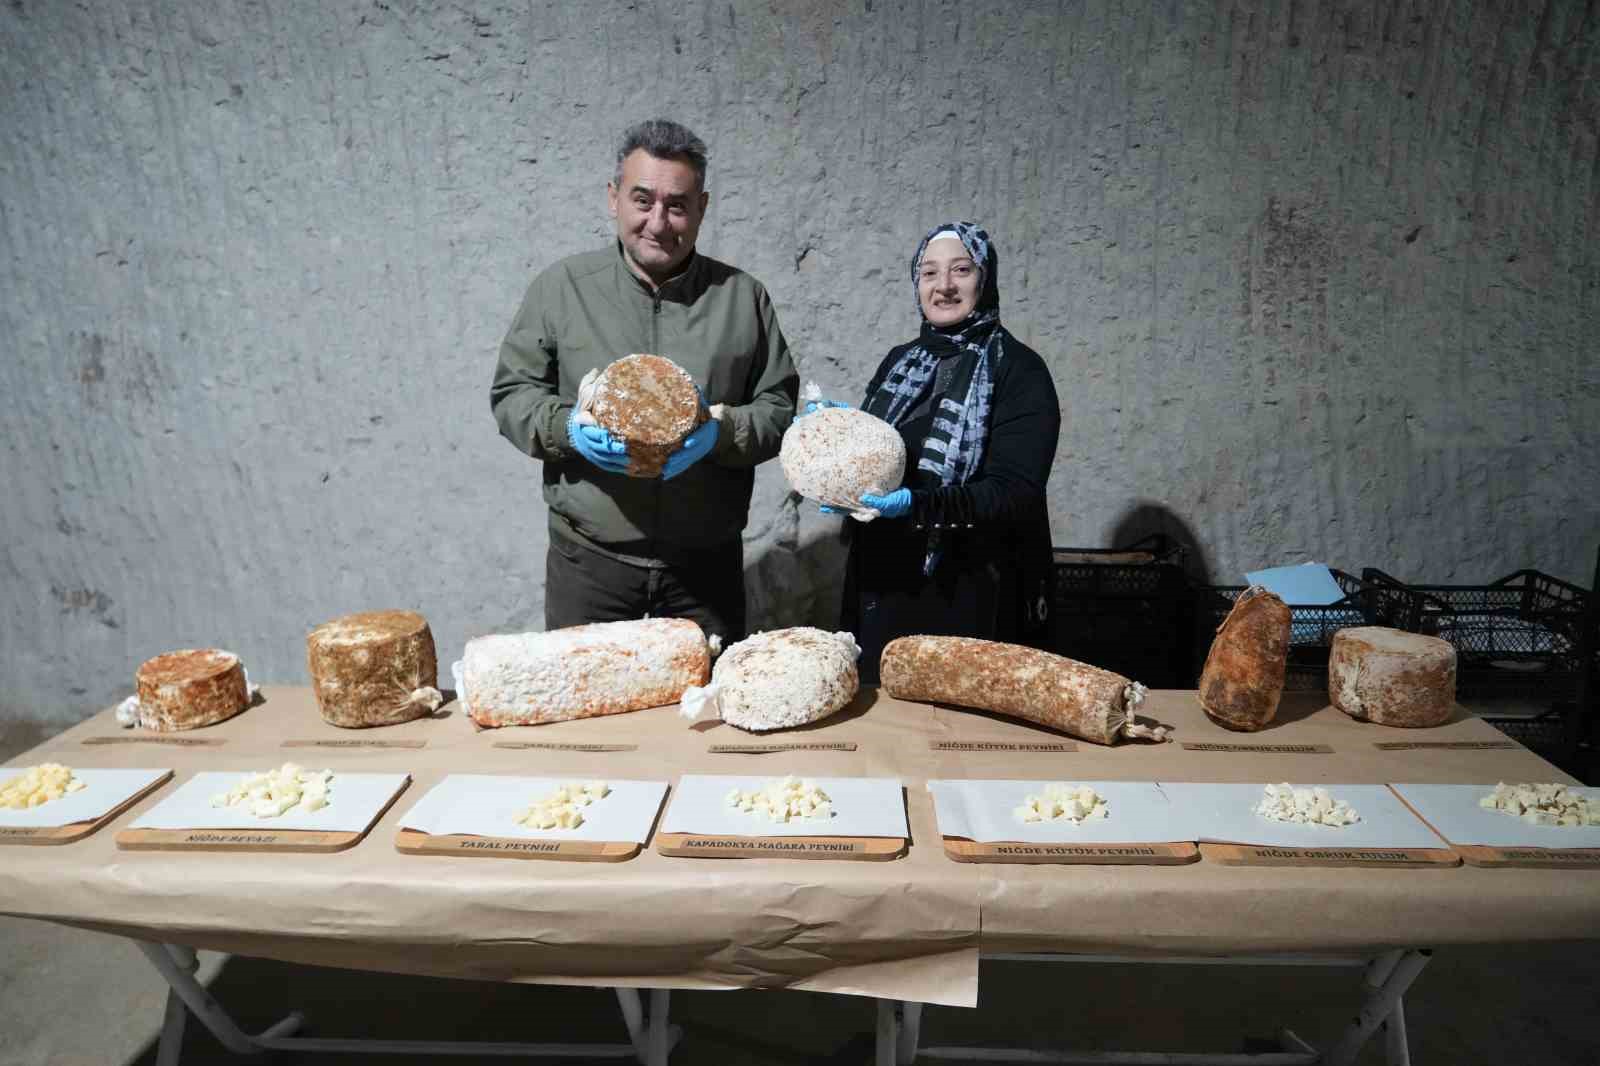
[
  {"xmin": 307, "ymin": 610, "xmax": 443, "ymax": 728},
  {"xmin": 462, "ymin": 618, "xmax": 711, "ymax": 728},
  {"xmin": 681, "ymin": 627, "xmax": 859, "ymax": 732},
  {"xmin": 134, "ymin": 649, "xmax": 251, "ymax": 731},
  {"xmin": 1329, "ymin": 626, "xmax": 1456, "ymax": 728},
  {"xmin": 879, "ymin": 636, "xmax": 1167, "ymax": 746},
  {"xmin": 780, "ymin": 408, "xmax": 907, "ymax": 511}
]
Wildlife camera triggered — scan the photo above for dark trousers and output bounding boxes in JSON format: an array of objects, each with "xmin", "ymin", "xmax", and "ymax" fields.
[{"xmin": 544, "ymin": 531, "xmax": 747, "ymax": 645}]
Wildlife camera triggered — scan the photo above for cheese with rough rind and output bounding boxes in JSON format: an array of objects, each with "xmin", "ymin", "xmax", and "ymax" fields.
[
  {"xmin": 680, "ymin": 627, "xmax": 859, "ymax": 732},
  {"xmin": 1329, "ymin": 626, "xmax": 1456, "ymax": 728},
  {"xmin": 1198, "ymin": 587, "xmax": 1290, "ymax": 731},
  {"xmin": 307, "ymin": 610, "xmax": 442, "ymax": 728},
  {"xmin": 135, "ymin": 649, "xmax": 250, "ymax": 732}
]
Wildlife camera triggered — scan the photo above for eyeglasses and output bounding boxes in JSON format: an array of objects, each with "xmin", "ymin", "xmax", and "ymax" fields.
[{"xmin": 918, "ymin": 261, "xmax": 978, "ymax": 284}]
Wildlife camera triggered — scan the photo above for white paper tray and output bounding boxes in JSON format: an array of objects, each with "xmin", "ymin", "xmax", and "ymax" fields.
[
  {"xmin": 927, "ymin": 779, "xmax": 1190, "ymax": 844},
  {"xmin": 660, "ymin": 775, "xmax": 907, "ymax": 838},
  {"xmin": 0, "ymin": 768, "xmax": 171, "ymax": 828},
  {"xmin": 129, "ymin": 771, "xmax": 410, "ymax": 833},
  {"xmin": 1391, "ymin": 783, "xmax": 1600, "ymax": 849},
  {"xmin": 1158, "ymin": 783, "xmax": 1447, "ymax": 850},
  {"xmin": 400, "ymin": 775, "xmax": 668, "ymax": 843}
]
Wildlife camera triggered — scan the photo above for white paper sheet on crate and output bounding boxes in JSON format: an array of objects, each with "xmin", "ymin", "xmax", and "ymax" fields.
[
  {"xmin": 1244, "ymin": 562, "xmax": 1345, "ymax": 605},
  {"xmin": 1157, "ymin": 783, "xmax": 1447, "ymax": 850},
  {"xmin": 0, "ymin": 768, "xmax": 170, "ymax": 828},
  {"xmin": 660, "ymin": 775, "xmax": 908, "ymax": 838},
  {"xmin": 399, "ymin": 775, "xmax": 668, "ymax": 843},
  {"xmin": 1390, "ymin": 783, "xmax": 1600, "ymax": 849},
  {"xmin": 128, "ymin": 771, "xmax": 410, "ymax": 833},
  {"xmin": 927, "ymin": 780, "xmax": 1193, "ymax": 844}
]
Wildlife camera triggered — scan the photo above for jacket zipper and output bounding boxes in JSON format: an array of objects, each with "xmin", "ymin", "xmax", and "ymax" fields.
[{"xmin": 648, "ymin": 292, "xmax": 663, "ymax": 568}]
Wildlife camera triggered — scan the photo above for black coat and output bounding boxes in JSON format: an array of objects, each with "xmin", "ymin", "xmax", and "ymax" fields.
[{"xmin": 843, "ymin": 332, "xmax": 1061, "ymax": 682}]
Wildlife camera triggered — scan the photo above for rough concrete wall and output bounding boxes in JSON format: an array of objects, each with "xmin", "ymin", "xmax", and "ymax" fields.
[{"xmin": 2, "ymin": 0, "xmax": 1596, "ymax": 730}]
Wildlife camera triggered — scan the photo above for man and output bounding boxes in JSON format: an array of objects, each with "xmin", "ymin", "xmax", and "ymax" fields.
[{"xmin": 491, "ymin": 118, "xmax": 798, "ymax": 643}]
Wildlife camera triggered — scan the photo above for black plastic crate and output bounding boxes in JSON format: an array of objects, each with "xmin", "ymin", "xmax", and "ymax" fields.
[
  {"xmin": 1359, "ymin": 567, "xmax": 1586, "ymax": 705},
  {"xmin": 1046, "ymin": 534, "xmax": 1194, "ymax": 688},
  {"xmin": 1196, "ymin": 570, "xmax": 1386, "ymax": 691}
]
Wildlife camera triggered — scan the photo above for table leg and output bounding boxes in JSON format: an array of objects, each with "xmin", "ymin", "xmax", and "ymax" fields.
[
  {"xmin": 898, "ymin": 1002, "xmax": 924, "ymax": 1066},
  {"xmin": 1321, "ymin": 949, "xmax": 1429, "ymax": 1066},
  {"xmin": 876, "ymin": 999, "xmax": 899, "ymax": 1066},
  {"xmin": 647, "ymin": 988, "xmax": 672, "ymax": 1066}
]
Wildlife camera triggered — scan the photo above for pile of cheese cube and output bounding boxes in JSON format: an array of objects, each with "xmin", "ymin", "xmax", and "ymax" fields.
[
  {"xmin": 1479, "ymin": 782, "xmax": 1600, "ymax": 826},
  {"xmin": 1254, "ymin": 783, "xmax": 1360, "ymax": 827},
  {"xmin": 0, "ymin": 763, "xmax": 87, "ymax": 809},
  {"xmin": 1013, "ymin": 783, "xmax": 1108, "ymax": 824},
  {"xmin": 515, "ymin": 781, "xmax": 610, "ymax": 830},
  {"xmin": 210, "ymin": 763, "xmax": 333, "ymax": 818},
  {"xmin": 725, "ymin": 776, "xmax": 833, "ymax": 823}
]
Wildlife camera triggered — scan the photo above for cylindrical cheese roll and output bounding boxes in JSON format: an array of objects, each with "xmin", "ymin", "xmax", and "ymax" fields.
[{"xmin": 1197, "ymin": 587, "xmax": 1291, "ymax": 731}]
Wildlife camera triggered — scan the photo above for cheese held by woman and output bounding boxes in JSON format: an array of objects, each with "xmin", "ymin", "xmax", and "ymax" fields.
[
  {"xmin": 459, "ymin": 617, "xmax": 713, "ymax": 728},
  {"xmin": 780, "ymin": 402, "xmax": 906, "ymax": 516}
]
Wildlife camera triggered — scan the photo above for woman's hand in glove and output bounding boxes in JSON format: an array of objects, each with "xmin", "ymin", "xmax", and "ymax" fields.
[
  {"xmin": 662, "ymin": 417, "xmax": 720, "ymax": 480},
  {"xmin": 567, "ymin": 409, "xmax": 630, "ymax": 474},
  {"xmin": 860, "ymin": 488, "xmax": 912, "ymax": 518}
]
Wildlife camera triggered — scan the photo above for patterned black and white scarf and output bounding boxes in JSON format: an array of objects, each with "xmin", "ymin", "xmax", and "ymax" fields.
[{"xmin": 865, "ymin": 220, "xmax": 1005, "ymax": 574}]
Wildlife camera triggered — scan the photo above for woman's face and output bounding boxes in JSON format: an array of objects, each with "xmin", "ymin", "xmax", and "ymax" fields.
[{"xmin": 917, "ymin": 239, "xmax": 981, "ymax": 327}]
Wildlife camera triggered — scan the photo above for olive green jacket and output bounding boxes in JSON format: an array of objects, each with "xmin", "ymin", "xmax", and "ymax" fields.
[{"xmin": 490, "ymin": 243, "xmax": 798, "ymax": 561}]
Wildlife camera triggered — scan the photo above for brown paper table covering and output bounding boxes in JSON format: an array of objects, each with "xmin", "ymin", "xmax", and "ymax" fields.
[{"xmin": 3, "ymin": 686, "xmax": 1597, "ymax": 1009}]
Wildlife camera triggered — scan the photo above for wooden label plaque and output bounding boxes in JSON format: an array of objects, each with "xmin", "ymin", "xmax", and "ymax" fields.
[
  {"xmin": 394, "ymin": 828, "xmax": 639, "ymax": 862},
  {"xmin": 707, "ymin": 742, "xmax": 857, "ymax": 754},
  {"xmin": 931, "ymin": 741, "xmax": 1078, "ymax": 753},
  {"xmin": 1453, "ymin": 845, "xmax": 1600, "ymax": 869},
  {"xmin": 655, "ymin": 832, "xmax": 904, "ymax": 860},
  {"xmin": 943, "ymin": 838, "xmax": 1197, "ymax": 865},
  {"xmin": 1199, "ymin": 842, "xmax": 1460, "ymax": 867},
  {"xmin": 1181, "ymin": 742, "xmax": 1334, "ymax": 754}
]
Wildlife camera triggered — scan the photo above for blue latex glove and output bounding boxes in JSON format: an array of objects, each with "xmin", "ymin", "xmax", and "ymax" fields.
[
  {"xmin": 567, "ymin": 409, "xmax": 630, "ymax": 474},
  {"xmin": 793, "ymin": 398, "xmax": 852, "ymax": 423},
  {"xmin": 861, "ymin": 488, "xmax": 912, "ymax": 518},
  {"xmin": 662, "ymin": 417, "xmax": 720, "ymax": 480}
]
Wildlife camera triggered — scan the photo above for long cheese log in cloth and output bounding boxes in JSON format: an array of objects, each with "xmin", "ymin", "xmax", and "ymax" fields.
[
  {"xmin": 579, "ymin": 353, "xmax": 707, "ymax": 478},
  {"xmin": 878, "ymin": 636, "xmax": 1168, "ymax": 745},
  {"xmin": 461, "ymin": 617, "xmax": 712, "ymax": 728},
  {"xmin": 306, "ymin": 610, "xmax": 444, "ymax": 728},
  {"xmin": 1329, "ymin": 626, "xmax": 1457, "ymax": 728},
  {"xmin": 680, "ymin": 627, "xmax": 860, "ymax": 731},
  {"xmin": 132, "ymin": 649, "xmax": 251, "ymax": 731},
  {"xmin": 1197, "ymin": 586, "xmax": 1291, "ymax": 731}
]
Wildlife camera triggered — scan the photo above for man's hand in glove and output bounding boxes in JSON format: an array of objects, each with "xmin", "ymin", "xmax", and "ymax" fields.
[
  {"xmin": 567, "ymin": 408, "xmax": 630, "ymax": 475},
  {"xmin": 860, "ymin": 488, "xmax": 912, "ymax": 518},
  {"xmin": 662, "ymin": 417, "xmax": 720, "ymax": 480}
]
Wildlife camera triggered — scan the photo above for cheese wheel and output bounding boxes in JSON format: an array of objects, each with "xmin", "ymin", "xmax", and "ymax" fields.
[
  {"xmin": 135, "ymin": 649, "xmax": 250, "ymax": 731},
  {"xmin": 585, "ymin": 354, "xmax": 707, "ymax": 478},
  {"xmin": 701, "ymin": 627, "xmax": 860, "ymax": 732},
  {"xmin": 879, "ymin": 636, "xmax": 1163, "ymax": 745},
  {"xmin": 463, "ymin": 617, "xmax": 711, "ymax": 728},
  {"xmin": 780, "ymin": 408, "xmax": 907, "ymax": 510},
  {"xmin": 1198, "ymin": 587, "xmax": 1291, "ymax": 731},
  {"xmin": 1329, "ymin": 626, "xmax": 1456, "ymax": 728},
  {"xmin": 306, "ymin": 610, "xmax": 442, "ymax": 728}
]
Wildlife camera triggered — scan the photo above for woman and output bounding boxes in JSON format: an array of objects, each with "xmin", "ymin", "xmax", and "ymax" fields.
[{"xmin": 833, "ymin": 221, "xmax": 1061, "ymax": 682}]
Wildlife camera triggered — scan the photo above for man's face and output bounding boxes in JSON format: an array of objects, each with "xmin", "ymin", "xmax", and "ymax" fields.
[{"xmin": 608, "ymin": 149, "xmax": 708, "ymax": 284}]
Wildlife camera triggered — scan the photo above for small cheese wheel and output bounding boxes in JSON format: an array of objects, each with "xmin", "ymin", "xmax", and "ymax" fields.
[
  {"xmin": 780, "ymin": 408, "xmax": 907, "ymax": 510},
  {"xmin": 1329, "ymin": 626, "xmax": 1456, "ymax": 728},
  {"xmin": 586, "ymin": 354, "xmax": 706, "ymax": 478},
  {"xmin": 135, "ymin": 649, "xmax": 250, "ymax": 732},
  {"xmin": 307, "ymin": 610, "xmax": 440, "ymax": 728},
  {"xmin": 1197, "ymin": 587, "xmax": 1291, "ymax": 731}
]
